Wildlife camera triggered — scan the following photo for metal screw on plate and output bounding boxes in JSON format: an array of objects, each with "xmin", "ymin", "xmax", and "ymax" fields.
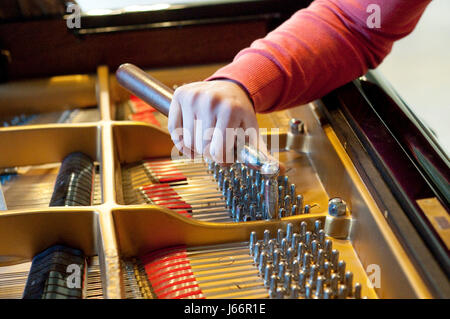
[
  {"xmin": 289, "ymin": 118, "xmax": 305, "ymax": 135},
  {"xmin": 286, "ymin": 118, "xmax": 306, "ymax": 151},
  {"xmin": 328, "ymin": 198, "xmax": 347, "ymax": 216}
]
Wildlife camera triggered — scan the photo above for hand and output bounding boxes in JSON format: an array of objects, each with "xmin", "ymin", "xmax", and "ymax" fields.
[{"xmin": 168, "ymin": 80, "xmax": 263, "ymax": 164}]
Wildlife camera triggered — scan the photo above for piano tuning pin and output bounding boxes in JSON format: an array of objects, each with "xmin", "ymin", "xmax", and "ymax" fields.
[
  {"xmin": 345, "ymin": 271, "xmax": 354, "ymax": 296},
  {"xmin": 305, "ymin": 283, "xmax": 313, "ymax": 299},
  {"xmin": 253, "ymin": 242, "xmax": 261, "ymax": 264},
  {"xmin": 273, "ymin": 248, "xmax": 281, "ymax": 269},
  {"xmin": 317, "ymin": 249, "xmax": 325, "ymax": 272},
  {"xmin": 249, "ymin": 204, "xmax": 257, "ymax": 220},
  {"xmin": 291, "ymin": 233, "xmax": 300, "ymax": 251},
  {"xmin": 298, "ymin": 271, "xmax": 306, "ymax": 296},
  {"xmin": 290, "ymin": 184, "xmax": 296, "ymax": 200},
  {"xmin": 231, "ymin": 196, "xmax": 238, "ymax": 218},
  {"xmin": 239, "ymin": 185, "xmax": 246, "ymax": 201},
  {"xmin": 286, "ymin": 247, "xmax": 294, "ymax": 267},
  {"xmin": 264, "ymin": 178, "xmax": 279, "ymax": 220},
  {"xmin": 291, "ymin": 204, "xmax": 298, "ymax": 216},
  {"xmin": 300, "ymin": 221, "xmax": 307, "ymax": 240},
  {"xmin": 354, "ymin": 283, "xmax": 362, "ymax": 299},
  {"xmin": 309, "ymin": 264, "xmax": 318, "ymax": 289},
  {"xmin": 226, "ymin": 187, "xmax": 233, "ymax": 208},
  {"xmin": 222, "ymin": 178, "xmax": 229, "ymax": 195},
  {"xmin": 292, "ymin": 259, "xmax": 300, "ymax": 282},
  {"xmin": 283, "ymin": 176, "xmax": 289, "ymax": 190},
  {"xmin": 278, "ymin": 186, "xmax": 284, "ymax": 205},
  {"xmin": 255, "ymin": 170, "xmax": 261, "ymax": 188},
  {"xmin": 264, "ymin": 264, "xmax": 273, "ymax": 287},
  {"xmin": 218, "ymin": 169, "xmax": 224, "ymax": 189},
  {"xmin": 318, "ymin": 229, "xmax": 325, "ymax": 247},
  {"xmin": 314, "ymin": 219, "xmax": 321, "ymax": 233},
  {"xmin": 305, "ymin": 231, "xmax": 312, "ymax": 250},
  {"xmin": 235, "ymin": 204, "xmax": 242, "ymax": 222},
  {"xmin": 302, "ymin": 252, "xmax": 311, "ymax": 274},
  {"xmin": 259, "ymin": 252, "xmax": 268, "ymax": 275},
  {"xmin": 256, "ymin": 193, "xmax": 262, "ymax": 211},
  {"xmin": 249, "ymin": 231, "xmax": 257, "ymax": 255},
  {"xmin": 268, "ymin": 239, "xmax": 276, "ymax": 256},
  {"xmin": 283, "ymin": 271, "xmax": 292, "ymax": 292},
  {"xmin": 337, "ymin": 260, "xmax": 346, "ymax": 282},
  {"xmin": 304, "ymin": 204, "xmax": 311, "ymax": 214},
  {"xmin": 251, "ymin": 183, "xmax": 257, "ymax": 200},
  {"xmin": 324, "ymin": 288, "xmax": 332, "ymax": 299},
  {"xmin": 243, "ymin": 194, "xmax": 250, "ymax": 212},
  {"xmin": 281, "ymin": 238, "xmax": 288, "ymax": 257},
  {"xmin": 323, "ymin": 261, "xmax": 332, "ymax": 285},
  {"xmin": 241, "ymin": 166, "xmax": 248, "ymax": 180},
  {"xmin": 286, "ymin": 223, "xmax": 293, "ymax": 242},
  {"xmin": 229, "ymin": 167, "xmax": 235, "ymax": 181},
  {"xmin": 263, "ymin": 229, "xmax": 270, "ymax": 246},
  {"xmin": 331, "ymin": 249, "xmax": 340, "ymax": 272},
  {"xmin": 290, "ymin": 284, "xmax": 299, "ymax": 299},
  {"xmin": 213, "ymin": 163, "xmax": 220, "ymax": 180},
  {"xmin": 338, "ymin": 284, "xmax": 348, "ymax": 299},
  {"xmin": 284, "ymin": 195, "xmax": 292, "ymax": 213},
  {"xmin": 315, "ymin": 276, "xmax": 325, "ymax": 299},
  {"xmin": 233, "ymin": 177, "xmax": 240, "ymax": 192},
  {"xmin": 296, "ymin": 194, "xmax": 304, "ymax": 213},
  {"xmin": 278, "ymin": 261, "xmax": 286, "ymax": 284},
  {"xmin": 297, "ymin": 242, "xmax": 306, "ymax": 263},
  {"xmin": 331, "ymin": 273, "xmax": 339, "ymax": 297},
  {"xmin": 260, "ymin": 179, "xmax": 265, "ymax": 195},
  {"xmin": 311, "ymin": 240, "xmax": 318, "ymax": 260},
  {"xmin": 277, "ymin": 228, "xmax": 284, "ymax": 244},
  {"xmin": 269, "ymin": 274, "xmax": 278, "ymax": 295}
]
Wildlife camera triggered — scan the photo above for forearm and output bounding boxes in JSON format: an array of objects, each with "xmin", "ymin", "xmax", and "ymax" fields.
[{"xmin": 208, "ymin": 0, "xmax": 431, "ymax": 113}]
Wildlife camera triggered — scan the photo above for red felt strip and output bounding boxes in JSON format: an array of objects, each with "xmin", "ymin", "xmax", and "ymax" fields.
[
  {"xmin": 141, "ymin": 245, "xmax": 204, "ymax": 299},
  {"xmin": 159, "ymin": 176, "xmax": 187, "ymax": 183},
  {"xmin": 142, "ymin": 184, "xmax": 171, "ymax": 190},
  {"xmin": 165, "ymin": 203, "xmax": 192, "ymax": 210},
  {"xmin": 147, "ymin": 264, "xmax": 191, "ymax": 281}
]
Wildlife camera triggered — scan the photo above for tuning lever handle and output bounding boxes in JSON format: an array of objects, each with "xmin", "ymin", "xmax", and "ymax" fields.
[{"xmin": 116, "ymin": 63, "xmax": 172, "ymax": 116}]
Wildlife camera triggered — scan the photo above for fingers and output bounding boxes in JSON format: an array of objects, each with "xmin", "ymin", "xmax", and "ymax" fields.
[
  {"xmin": 168, "ymin": 96, "xmax": 184, "ymax": 154},
  {"xmin": 197, "ymin": 116, "xmax": 216, "ymax": 160},
  {"xmin": 210, "ymin": 107, "xmax": 239, "ymax": 164},
  {"xmin": 167, "ymin": 80, "xmax": 265, "ymax": 166}
]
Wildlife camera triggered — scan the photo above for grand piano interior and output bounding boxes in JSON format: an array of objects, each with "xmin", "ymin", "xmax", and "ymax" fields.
[{"xmin": 0, "ymin": 0, "xmax": 448, "ymax": 299}]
